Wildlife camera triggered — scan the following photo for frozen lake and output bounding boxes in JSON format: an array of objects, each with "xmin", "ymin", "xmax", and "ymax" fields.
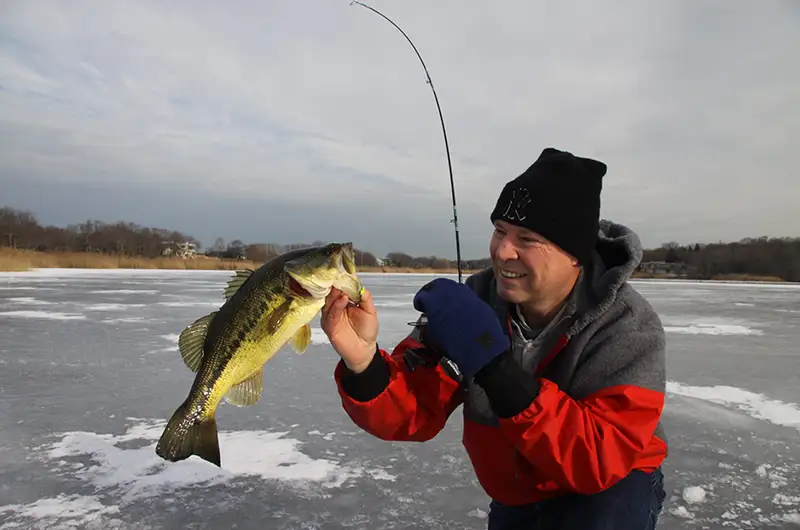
[{"xmin": 1, "ymin": 269, "xmax": 799, "ymax": 529}]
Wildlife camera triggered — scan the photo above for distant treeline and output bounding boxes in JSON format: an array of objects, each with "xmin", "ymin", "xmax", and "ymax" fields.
[
  {"xmin": 2, "ymin": 205, "xmax": 799, "ymax": 280},
  {"xmin": 0, "ymin": 206, "xmax": 200, "ymax": 257},
  {"xmin": 642, "ymin": 239, "xmax": 800, "ymax": 282}
]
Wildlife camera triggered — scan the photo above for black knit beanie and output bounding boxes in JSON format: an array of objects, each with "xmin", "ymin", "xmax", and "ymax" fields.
[{"xmin": 489, "ymin": 147, "xmax": 606, "ymax": 265}]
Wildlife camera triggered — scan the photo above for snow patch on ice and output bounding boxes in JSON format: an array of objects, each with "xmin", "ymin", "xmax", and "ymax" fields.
[
  {"xmin": 0, "ymin": 310, "xmax": 85, "ymax": 320},
  {"xmin": 88, "ymin": 289, "xmax": 160, "ymax": 294},
  {"xmin": 0, "ymin": 494, "xmax": 119, "ymax": 529},
  {"xmin": 667, "ymin": 382, "xmax": 800, "ymax": 431},
  {"xmin": 755, "ymin": 463, "xmax": 791, "ymax": 489},
  {"xmin": 375, "ymin": 300, "xmax": 412, "ymax": 308},
  {"xmin": 307, "ymin": 429, "xmax": 340, "ymax": 442},
  {"xmin": 101, "ymin": 317, "xmax": 148, "ymax": 324},
  {"xmin": 6, "ymin": 297, "xmax": 54, "ymax": 305},
  {"xmin": 773, "ymin": 493, "xmax": 800, "ymax": 506},
  {"xmin": 775, "ymin": 512, "xmax": 800, "ymax": 525},
  {"xmin": 662, "ymin": 315, "xmax": 764, "ymax": 336},
  {"xmin": 367, "ymin": 468, "xmax": 397, "ymax": 482},
  {"xmin": 664, "ymin": 323, "xmax": 763, "ymax": 336},
  {"xmin": 682, "ymin": 485, "xmax": 707, "ymax": 504},
  {"xmin": 467, "ymin": 508, "xmax": 488, "ymax": 519},
  {"xmin": 31, "ymin": 418, "xmax": 394, "ymax": 507},
  {"xmin": 157, "ymin": 301, "xmax": 220, "ymax": 308},
  {"xmin": 85, "ymin": 303, "xmax": 146, "ymax": 311},
  {"xmin": 668, "ymin": 505, "xmax": 694, "ymax": 519}
]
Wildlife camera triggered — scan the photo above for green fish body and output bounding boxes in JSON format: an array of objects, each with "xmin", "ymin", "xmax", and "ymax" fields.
[{"xmin": 155, "ymin": 243, "xmax": 363, "ymax": 466}]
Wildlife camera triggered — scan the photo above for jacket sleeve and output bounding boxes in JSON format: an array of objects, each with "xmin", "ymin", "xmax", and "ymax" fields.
[
  {"xmin": 474, "ymin": 300, "xmax": 666, "ymax": 495},
  {"xmin": 334, "ymin": 330, "xmax": 464, "ymax": 442}
]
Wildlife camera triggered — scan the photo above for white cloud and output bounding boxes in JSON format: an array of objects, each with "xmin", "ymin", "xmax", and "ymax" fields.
[{"xmin": 1, "ymin": 0, "xmax": 798, "ymax": 257}]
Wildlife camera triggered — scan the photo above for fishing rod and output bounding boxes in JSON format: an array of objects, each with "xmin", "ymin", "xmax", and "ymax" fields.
[{"xmin": 350, "ymin": 0, "xmax": 463, "ymax": 283}]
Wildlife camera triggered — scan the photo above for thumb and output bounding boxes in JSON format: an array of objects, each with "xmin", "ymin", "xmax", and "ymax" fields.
[{"xmin": 357, "ymin": 288, "xmax": 377, "ymax": 315}]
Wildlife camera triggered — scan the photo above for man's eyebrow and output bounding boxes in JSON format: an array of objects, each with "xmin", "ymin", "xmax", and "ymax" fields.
[{"xmin": 519, "ymin": 232, "xmax": 544, "ymax": 241}]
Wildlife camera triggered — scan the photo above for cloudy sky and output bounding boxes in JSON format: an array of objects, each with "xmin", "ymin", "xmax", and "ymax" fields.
[{"xmin": 1, "ymin": 1, "xmax": 798, "ymax": 259}]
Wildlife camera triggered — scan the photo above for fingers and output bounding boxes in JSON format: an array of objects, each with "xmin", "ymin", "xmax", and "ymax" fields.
[
  {"xmin": 357, "ymin": 288, "xmax": 377, "ymax": 315},
  {"xmin": 322, "ymin": 288, "xmax": 345, "ymax": 325},
  {"xmin": 325, "ymin": 289, "xmax": 350, "ymax": 323},
  {"xmin": 323, "ymin": 288, "xmax": 340, "ymax": 315},
  {"xmin": 322, "ymin": 288, "xmax": 377, "ymax": 328}
]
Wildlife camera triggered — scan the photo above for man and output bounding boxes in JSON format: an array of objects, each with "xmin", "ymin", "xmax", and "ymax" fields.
[{"xmin": 320, "ymin": 147, "xmax": 668, "ymax": 529}]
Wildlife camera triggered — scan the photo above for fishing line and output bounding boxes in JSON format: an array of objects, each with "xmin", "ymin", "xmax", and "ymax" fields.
[{"xmin": 350, "ymin": 0, "xmax": 463, "ymax": 283}]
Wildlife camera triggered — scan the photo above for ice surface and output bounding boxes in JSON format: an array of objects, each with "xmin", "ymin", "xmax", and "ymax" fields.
[
  {"xmin": 311, "ymin": 327, "xmax": 330, "ymax": 345},
  {"xmin": 0, "ymin": 309, "xmax": 86, "ymax": 320},
  {"xmin": 1, "ymin": 270, "xmax": 799, "ymax": 529},
  {"xmin": 667, "ymin": 382, "xmax": 800, "ymax": 432}
]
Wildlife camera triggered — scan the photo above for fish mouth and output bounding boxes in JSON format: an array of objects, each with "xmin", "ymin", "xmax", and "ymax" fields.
[
  {"xmin": 331, "ymin": 242, "xmax": 363, "ymax": 303},
  {"xmin": 337, "ymin": 242, "xmax": 358, "ymax": 275},
  {"xmin": 283, "ymin": 242, "xmax": 363, "ymax": 302}
]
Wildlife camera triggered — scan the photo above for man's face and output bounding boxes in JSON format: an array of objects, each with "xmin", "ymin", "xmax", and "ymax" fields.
[{"xmin": 489, "ymin": 220, "xmax": 579, "ymax": 305}]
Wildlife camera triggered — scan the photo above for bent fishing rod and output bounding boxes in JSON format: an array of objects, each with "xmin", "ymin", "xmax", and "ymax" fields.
[{"xmin": 350, "ymin": 0, "xmax": 463, "ymax": 283}]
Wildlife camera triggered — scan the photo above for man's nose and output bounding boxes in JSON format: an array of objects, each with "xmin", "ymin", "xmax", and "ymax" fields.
[{"xmin": 495, "ymin": 239, "xmax": 518, "ymax": 261}]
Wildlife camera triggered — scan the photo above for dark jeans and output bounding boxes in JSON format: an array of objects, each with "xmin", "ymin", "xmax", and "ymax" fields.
[{"xmin": 487, "ymin": 468, "xmax": 666, "ymax": 530}]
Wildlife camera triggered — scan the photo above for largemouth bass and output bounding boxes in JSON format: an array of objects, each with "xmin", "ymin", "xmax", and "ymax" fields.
[{"xmin": 155, "ymin": 242, "xmax": 363, "ymax": 467}]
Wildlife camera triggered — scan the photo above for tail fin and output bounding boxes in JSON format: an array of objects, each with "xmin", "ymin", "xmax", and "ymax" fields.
[{"xmin": 155, "ymin": 402, "xmax": 220, "ymax": 467}]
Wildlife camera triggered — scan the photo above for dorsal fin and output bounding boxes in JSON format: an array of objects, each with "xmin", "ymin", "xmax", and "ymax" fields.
[{"xmin": 224, "ymin": 269, "xmax": 255, "ymax": 300}]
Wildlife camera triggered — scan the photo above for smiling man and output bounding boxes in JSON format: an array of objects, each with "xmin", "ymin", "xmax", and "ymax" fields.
[{"xmin": 322, "ymin": 148, "xmax": 669, "ymax": 530}]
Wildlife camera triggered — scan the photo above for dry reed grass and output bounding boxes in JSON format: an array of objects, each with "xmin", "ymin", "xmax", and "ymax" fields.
[
  {"xmin": 0, "ymin": 249, "xmax": 787, "ymax": 282},
  {"xmin": 357, "ymin": 266, "xmax": 463, "ymax": 274},
  {"xmin": 708, "ymin": 273, "xmax": 785, "ymax": 282},
  {"xmin": 0, "ymin": 248, "xmax": 258, "ymax": 272},
  {"xmin": 632, "ymin": 269, "xmax": 785, "ymax": 282},
  {"xmin": 0, "ymin": 249, "xmax": 464, "ymax": 275}
]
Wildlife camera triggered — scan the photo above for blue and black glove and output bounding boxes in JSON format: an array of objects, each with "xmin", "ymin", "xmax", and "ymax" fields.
[
  {"xmin": 412, "ymin": 278, "xmax": 509, "ymax": 379},
  {"xmin": 412, "ymin": 277, "xmax": 540, "ymax": 418}
]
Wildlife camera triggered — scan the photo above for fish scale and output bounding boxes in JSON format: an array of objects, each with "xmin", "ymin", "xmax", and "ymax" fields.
[{"xmin": 155, "ymin": 242, "xmax": 364, "ymax": 467}]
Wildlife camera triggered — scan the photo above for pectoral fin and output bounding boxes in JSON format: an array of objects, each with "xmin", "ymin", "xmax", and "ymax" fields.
[
  {"xmin": 178, "ymin": 311, "xmax": 216, "ymax": 372},
  {"xmin": 290, "ymin": 323, "xmax": 312, "ymax": 354},
  {"xmin": 258, "ymin": 299, "xmax": 293, "ymax": 337},
  {"xmin": 224, "ymin": 370, "xmax": 263, "ymax": 407}
]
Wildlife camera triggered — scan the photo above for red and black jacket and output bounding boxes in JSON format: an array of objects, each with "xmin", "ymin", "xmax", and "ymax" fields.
[{"xmin": 333, "ymin": 223, "xmax": 668, "ymax": 505}]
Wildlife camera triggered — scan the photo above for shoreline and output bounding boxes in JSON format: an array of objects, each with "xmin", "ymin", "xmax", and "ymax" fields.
[{"xmin": 0, "ymin": 248, "xmax": 790, "ymax": 283}]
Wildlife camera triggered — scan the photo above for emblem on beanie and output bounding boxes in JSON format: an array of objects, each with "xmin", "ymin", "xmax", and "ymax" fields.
[{"xmin": 500, "ymin": 187, "xmax": 531, "ymax": 221}]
